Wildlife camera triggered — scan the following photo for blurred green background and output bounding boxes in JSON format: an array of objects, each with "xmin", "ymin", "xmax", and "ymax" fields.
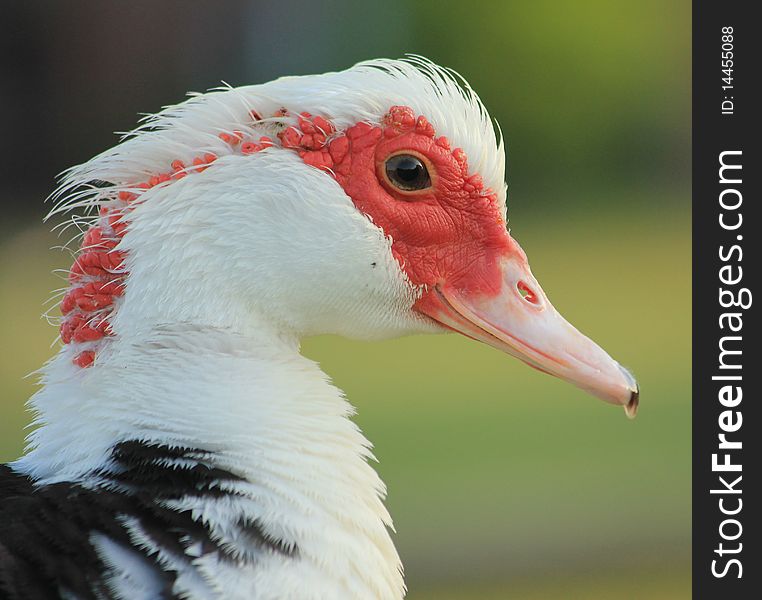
[{"xmin": 1, "ymin": 1, "xmax": 690, "ymax": 598}]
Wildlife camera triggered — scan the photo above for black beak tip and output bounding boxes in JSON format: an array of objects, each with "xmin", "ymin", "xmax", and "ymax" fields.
[{"xmin": 625, "ymin": 385, "xmax": 639, "ymax": 419}]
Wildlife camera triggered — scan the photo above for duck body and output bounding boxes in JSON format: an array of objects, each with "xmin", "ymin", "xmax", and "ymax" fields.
[{"xmin": 3, "ymin": 327, "xmax": 401, "ymax": 599}]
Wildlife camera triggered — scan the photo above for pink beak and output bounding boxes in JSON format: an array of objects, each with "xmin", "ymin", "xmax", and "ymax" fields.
[{"xmin": 419, "ymin": 242, "xmax": 639, "ymax": 418}]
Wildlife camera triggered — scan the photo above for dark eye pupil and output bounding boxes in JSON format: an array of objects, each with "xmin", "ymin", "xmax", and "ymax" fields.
[
  {"xmin": 385, "ymin": 154, "xmax": 431, "ymax": 191},
  {"xmin": 394, "ymin": 158, "xmax": 422, "ymax": 182}
]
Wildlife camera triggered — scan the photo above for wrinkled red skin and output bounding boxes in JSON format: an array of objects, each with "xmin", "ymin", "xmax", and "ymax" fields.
[
  {"xmin": 64, "ymin": 106, "xmax": 515, "ymax": 368},
  {"xmin": 323, "ymin": 107, "xmax": 517, "ymax": 314}
]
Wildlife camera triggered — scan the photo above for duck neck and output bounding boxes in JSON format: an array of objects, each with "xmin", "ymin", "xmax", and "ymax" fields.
[{"xmin": 16, "ymin": 324, "xmax": 404, "ymax": 599}]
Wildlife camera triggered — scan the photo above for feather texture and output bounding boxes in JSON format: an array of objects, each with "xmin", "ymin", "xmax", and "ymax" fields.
[{"xmin": 6, "ymin": 57, "xmax": 510, "ymax": 599}]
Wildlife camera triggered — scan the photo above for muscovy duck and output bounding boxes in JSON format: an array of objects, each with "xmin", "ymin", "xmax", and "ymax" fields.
[{"xmin": 0, "ymin": 57, "xmax": 638, "ymax": 600}]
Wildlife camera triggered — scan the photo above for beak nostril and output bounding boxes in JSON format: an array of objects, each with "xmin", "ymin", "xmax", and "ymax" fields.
[{"xmin": 517, "ymin": 280, "xmax": 539, "ymax": 305}]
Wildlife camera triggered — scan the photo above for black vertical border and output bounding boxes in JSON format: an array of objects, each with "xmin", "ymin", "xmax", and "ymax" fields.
[{"xmin": 693, "ymin": 2, "xmax": 759, "ymax": 598}]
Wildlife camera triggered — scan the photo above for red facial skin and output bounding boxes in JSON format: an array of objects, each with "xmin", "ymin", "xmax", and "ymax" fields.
[
  {"xmin": 280, "ymin": 108, "xmax": 639, "ymax": 412},
  {"xmin": 322, "ymin": 106, "xmax": 516, "ymax": 315},
  {"xmin": 62, "ymin": 105, "xmax": 512, "ymax": 367}
]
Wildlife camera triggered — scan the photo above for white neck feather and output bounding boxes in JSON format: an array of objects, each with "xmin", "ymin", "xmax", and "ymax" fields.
[{"xmin": 18, "ymin": 326, "xmax": 405, "ymax": 599}]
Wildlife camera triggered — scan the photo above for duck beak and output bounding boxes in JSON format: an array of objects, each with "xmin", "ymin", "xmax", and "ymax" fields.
[{"xmin": 417, "ymin": 242, "xmax": 639, "ymax": 418}]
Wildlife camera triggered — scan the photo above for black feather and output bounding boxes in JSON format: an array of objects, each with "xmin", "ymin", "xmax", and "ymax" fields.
[{"xmin": 0, "ymin": 441, "xmax": 296, "ymax": 600}]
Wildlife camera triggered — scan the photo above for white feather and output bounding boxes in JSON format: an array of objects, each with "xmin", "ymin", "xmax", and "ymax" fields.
[{"xmin": 17, "ymin": 57, "xmax": 508, "ymax": 599}]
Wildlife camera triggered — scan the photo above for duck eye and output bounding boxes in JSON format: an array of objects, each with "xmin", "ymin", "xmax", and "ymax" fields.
[{"xmin": 384, "ymin": 154, "xmax": 431, "ymax": 192}]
